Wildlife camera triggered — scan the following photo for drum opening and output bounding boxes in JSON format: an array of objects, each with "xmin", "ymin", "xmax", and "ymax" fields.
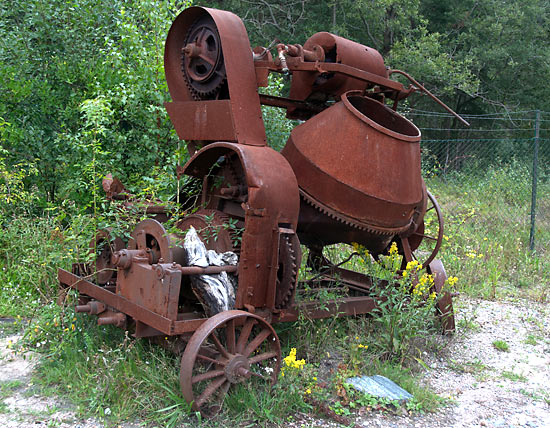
[{"xmin": 345, "ymin": 94, "xmax": 420, "ymax": 139}]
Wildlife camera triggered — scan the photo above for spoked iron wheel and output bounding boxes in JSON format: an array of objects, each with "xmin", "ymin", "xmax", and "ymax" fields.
[
  {"xmin": 180, "ymin": 310, "xmax": 281, "ymax": 417},
  {"xmin": 400, "ymin": 190, "xmax": 444, "ymax": 269}
]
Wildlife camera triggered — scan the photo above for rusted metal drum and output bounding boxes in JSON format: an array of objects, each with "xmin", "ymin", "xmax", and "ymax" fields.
[{"xmin": 282, "ymin": 90, "xmax": 423, "ymax": 240}]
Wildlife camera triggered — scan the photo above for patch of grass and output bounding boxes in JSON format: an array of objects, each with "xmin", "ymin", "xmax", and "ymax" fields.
[
  {"xmin": 492, "ymin": 340, "xmax": 510, "ymax": 352},
  {"xmin": 523, "ymin": 334, "xmax": 539, "ymax": 345},
  {"xmin": 520, "ymin": 388, "xmax": 550, "ymax": 404},
  {"xmin": 0, "ymin": 319, "xmax": 22, "ymax": 338},
  {"xmin": 0, "ymin": 380, "xmax": 23, "ymax": 399},
  {"xmin": 447, "ymin": 358, "xmax": 487, "ymax": 375},
  {"xmin": 457, "ymin": 317, "xmax": 481, "ymax": 333},
  {"xmin": 501, "ymin": 370, "xmax": 527, "ymax": 382},
  {"xmin": 0, "ymin": 379, "xmax": 23, "ymax": 414},
  {"xmin": 22, "ymin": 306, "xmax": 194, "ymax": 428},
  {"xmin": 426, "ymin": 164, "xmax": 550, "ymax": 302}
]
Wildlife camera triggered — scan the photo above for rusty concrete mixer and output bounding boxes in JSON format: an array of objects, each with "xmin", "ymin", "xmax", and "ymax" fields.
[{"xmin": 58, "ymin": 6, "xmax": 467, "ymax": 417}]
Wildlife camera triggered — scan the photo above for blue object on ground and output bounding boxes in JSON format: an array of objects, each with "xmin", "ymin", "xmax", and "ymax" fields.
[{"xmin": 346, "ymin": 375, "xmax": 413, "ymax": 402}]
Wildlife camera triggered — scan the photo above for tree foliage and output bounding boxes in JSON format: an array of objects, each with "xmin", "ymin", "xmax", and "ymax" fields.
[{"xmin": 0, "ymin": 0, "xmax": 189, "ymax": 207}]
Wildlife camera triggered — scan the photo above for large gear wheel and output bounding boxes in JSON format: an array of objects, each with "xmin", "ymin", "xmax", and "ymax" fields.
[
  {"xmin": 300, "ymin": 189, "xmax": 409, "ymax": 236},
  {"xmin": 274, "ymin": 234, "xmax": 301, "ymax": 309},
  {"xmin": 181, "ymin": 15, "xmax": 227, "ymax": 100}
]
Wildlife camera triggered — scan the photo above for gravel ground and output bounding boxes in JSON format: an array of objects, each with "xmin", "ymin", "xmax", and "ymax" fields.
[
  {"xmin": 355, "ymin": 298, "xmax": 550, "ymax": 428},
  {"xmin": 0, "ymin": 297, "xmax": 548, "ymax": 428}
]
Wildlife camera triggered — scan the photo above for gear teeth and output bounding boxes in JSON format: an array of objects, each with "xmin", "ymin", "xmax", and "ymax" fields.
[
  {"xmin": 181, "ymin": 16, "xmax": 227, "ymax": 100},
  {"xmin": 299, "ymin": 189, "xmax": 406, "ymax": 236},
  {"xmin": 275, "ymin": 234, "xmax": 299, "ymax": 310}
]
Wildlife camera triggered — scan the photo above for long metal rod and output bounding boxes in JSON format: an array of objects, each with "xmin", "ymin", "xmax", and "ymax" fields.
[
  {"xmin": 529, "ymin": 110, "xmax": 540, "ymax": 251},
  {"xmin": 389, "ymin": 69, "xmax": 470, "ymax": 127},
  {"xmin": 176, "ymin": 265, "xmax": 238, "ymax": 275}
]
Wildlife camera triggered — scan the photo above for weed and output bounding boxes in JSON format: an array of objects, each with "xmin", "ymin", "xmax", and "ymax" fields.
[
  {"xmin": 447, "ymin": 358, "xmax": 487, "ymax": 374},
  {"xmin": 457, "ymin": 317, "xmax": 481, "ymax": 333},
  {"xmin": 492, "ymin": 340, "xmax": 510, "ymax": 352},
  {"xmin": 501, "ymin": 370, "xmax": 527, "ymax": 382},
  {"xmin": 351, "ymin": 243, "xmax": 440, "ymax": 362},
  {"xmin": 523, "ymin": 334, "xmax": 539, "ymax": 345}
]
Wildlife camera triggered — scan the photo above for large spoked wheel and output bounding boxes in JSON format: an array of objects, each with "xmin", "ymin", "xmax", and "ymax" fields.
[
  {"xmin": 401, "ymin": 190, "xmax": 444, "ymax": 269},
  {"xmin": 180, "ymin": 310, "xmax": 281, "ymax": 417}
]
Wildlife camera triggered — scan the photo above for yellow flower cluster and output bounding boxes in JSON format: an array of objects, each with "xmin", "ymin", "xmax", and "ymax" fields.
[
  {"xmin": 352, "ymin": 242, "xmax": 370, "ymax": 265},
  {"xmin": 466, "ymin": 250, "xmax": 484, "ymax": 259},
  {"xmin": 412, "ymin": 273, "xmax": 434, "ymax": 296},
  {"xmin": 446, "ymin": 276, "xmax": 458, "ymax": 287},
  {"xmin": 357, "ymin": 343, "xmax": 368, "ymax": 349},
  {"xmin": 402, "ymin": 260, "xmax": 422, "ymax": 277},
  {"xmin": 388, "ymin": 241, "xmax": 398, "ymax": 256},
  {"xmin": 283, "ymin": 348, "xmax": 306, "ymax": 370}
]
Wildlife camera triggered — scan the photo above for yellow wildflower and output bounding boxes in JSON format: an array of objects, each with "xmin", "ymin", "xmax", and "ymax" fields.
[
  {"xmin": 388, "ymin": 242, "xmax": 398, "ymax": 256},
  {"xmin": 283, "ymin": 348, "xmax": 306, "ymax": 370},
  {"xmin": 446, "ymin": 276, "xmax": 458, "ymax": 287}
]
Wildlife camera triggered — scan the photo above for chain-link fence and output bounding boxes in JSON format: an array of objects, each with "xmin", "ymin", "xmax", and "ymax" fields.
[{"xmin": 410, "ymin": 110, "xmax": 550, "ymax": 254}]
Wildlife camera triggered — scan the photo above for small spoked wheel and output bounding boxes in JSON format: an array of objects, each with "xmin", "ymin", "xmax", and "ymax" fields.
[{"xmin": 180, "ymin": 310, "xmax": 281, "ymax": 417}]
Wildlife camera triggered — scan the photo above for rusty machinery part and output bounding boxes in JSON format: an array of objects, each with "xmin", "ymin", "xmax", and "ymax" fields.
[
  {"xmin": 180, "ymin": 310, "xmax": 280, "ymax": 417},
  {"xmin": 274, "ymin": 234, "xmax": 301, "ymax": 309},
  {"xmin": 427, "ymin": 259, "xmax": 455, "ymax": 333},
  {"xmin": 176, "ymin": 209, "xmax": 239, "ymax": 254},
  {"xmin": 201, "ymin": 152, "xmax": 248, "ymax": 215},
  {"xmin": 282, "ymin": 91, "xmax": 423, "ymax": 237},
  {"xmin": 287, "ymin": 32, "xmax": 389, "ymax": 116},
  {"xmin": 300, "ymin": 189, "xmax": 404, "ymax": 236},
  {"xmin": 90, "ymin": 229, "xmax": 125, "ymax": 285},
  {"xmin": 397, "ymin": 190, "xmax": 443, "ymax": 270},
  {"xmin": 182, "ymin": 14, "xmax": 227, "ymax": 100},
  {"xmin": 127, "ymin": 218, "xmax": 186, "ymax": 265}
]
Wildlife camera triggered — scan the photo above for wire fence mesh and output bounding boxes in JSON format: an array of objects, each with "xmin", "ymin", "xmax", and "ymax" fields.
[{"xmin": 411, "ymin": 109, "xmax": 550, "ymax": 255}]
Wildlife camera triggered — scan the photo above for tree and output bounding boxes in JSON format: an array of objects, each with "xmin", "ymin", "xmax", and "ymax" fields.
[{"xmin": 0, "ymin": 0, "xmax": 188, "ymax": 206}]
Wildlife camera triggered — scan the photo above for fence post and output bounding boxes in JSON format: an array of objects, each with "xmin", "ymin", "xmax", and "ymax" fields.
[{"xmin": 529, "ymin": 110, "xmax": 540, "ymax": 251}]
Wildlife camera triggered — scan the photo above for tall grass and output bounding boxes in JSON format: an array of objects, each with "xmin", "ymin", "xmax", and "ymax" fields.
[{"xmin": 427, "ymin": 162, "xmax": 550, "ymax": 301}]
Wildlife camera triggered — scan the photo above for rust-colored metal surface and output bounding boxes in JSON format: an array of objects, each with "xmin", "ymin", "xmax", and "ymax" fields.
[{"xmin": 57, "ymin": 5, "xmax": 470, "ymax": 416}]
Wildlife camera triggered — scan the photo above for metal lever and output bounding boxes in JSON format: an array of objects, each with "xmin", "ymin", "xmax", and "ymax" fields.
[{"xmin": 389, "ymin": 69, "xmax": 470, "ymax": 127}]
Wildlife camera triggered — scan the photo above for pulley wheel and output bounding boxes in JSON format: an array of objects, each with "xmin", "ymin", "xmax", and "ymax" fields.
[
  {"xmin": 127, "ymin": 219, "xmax": 185, "ymax": 264},
  {"xmin": 180, "ymin": 310, "xmax": 280, "ymax": 417},
  {"xmin": 182, "ymin": 15, "xmax": 226, "ymax": 99}
]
